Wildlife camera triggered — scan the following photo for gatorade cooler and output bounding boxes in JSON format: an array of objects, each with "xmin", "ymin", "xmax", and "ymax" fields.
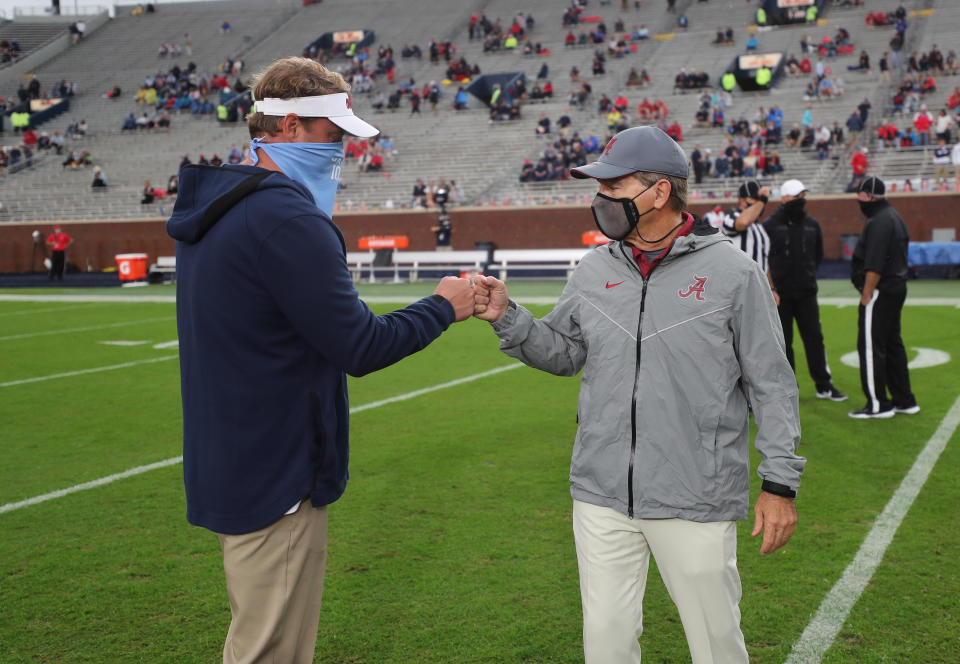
[{"xmin": 115, "ymin": 253, "xmax": 149, "ymax": 282}]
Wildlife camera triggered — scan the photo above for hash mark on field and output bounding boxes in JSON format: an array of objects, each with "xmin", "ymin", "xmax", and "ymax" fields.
[
  {"xmin": 0, "ymin": 363, "xmax": 524, "ymax": 514},
  {"xmin": 785, "ymin": 395, "xmax": 960, "ymax": 664},
  {"xmin": 0, "ymin": 355, "xmax": 178, "ymax": 387},
  {"xmin": 0, "ymin": 316, "xmax": 176, "ymax": 342}
]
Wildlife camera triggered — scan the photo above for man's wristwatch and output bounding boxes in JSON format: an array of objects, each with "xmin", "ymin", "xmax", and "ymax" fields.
[{"xmin": 761, "ymin": 480, "xmax": 797, "ymax": 499}]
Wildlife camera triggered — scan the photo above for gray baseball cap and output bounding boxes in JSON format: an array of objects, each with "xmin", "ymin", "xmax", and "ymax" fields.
[{"xmin": 570, "ymin": 126, "xmax": 689, "ymax": 180}]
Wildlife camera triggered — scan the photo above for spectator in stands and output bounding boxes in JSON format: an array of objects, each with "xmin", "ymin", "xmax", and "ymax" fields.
[
  {"xmin": 532, "ymin": 158, "xmax": 550, "ymax": 181},
  {"xmin": 411, "ymin": 179, "xmax": 427, "ymax": 207},
  {"xmin": 91, "ymin": 166, "xmax": 107, "ymax": 188},
  {"xmin": 815, "ymin": 125, "xmax": 832, "ymax": 159},
  {"xmin": 50, "ymin": 131, "xmax": 64, "ymax": 155},
  {"xmin": 520, "ymin": 158, "xmax": 534, "ymax": 182},
  {"xmin": 122, "ymin": 113, "xmax": 137, "ymax": 131},
  {"xmin": 876, "ymin": 120, "xmax": 898, "ymax": 151},
  {"xmin": 913, "ymin": 105, "xmax": 933, "ymax": 145},
  {"xmin": 141, "ymin": 180, "xmax": 156, "ymax": 204},
  {"xmin": 666, "ymin": 121, "xmax": 683, "ymax": 143},
  {"xmin": 535, "ymin": 112, "xmax": 551, "ymax": 136},
  {"xmin": 832, "ymin": 121, "xmax": 845, "ymax": 146},
  {"xmin": 220, "ymin": 20, "xmax": 231, "ymax": 34},
  {"xmin": 847, "ymin": 147, "xmax": 869, "ymax": 191},
  {"xmin": 763, "ymin": 151, "xmax": 784, "ymax": 176},
  {"xmin": 846, "ymin": 109, "xmax": 863, "ymax": 143},
  {"xmin": 934, "ymin": 109, "xmax": 952, "ymax": 143},
  {"xmin": 932, "ymin": 137, "xmax": 951, "ymax": 185}
]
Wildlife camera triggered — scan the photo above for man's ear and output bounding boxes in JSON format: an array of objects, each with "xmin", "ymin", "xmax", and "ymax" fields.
[{"xmin": 654, "ymin": 179, "xmax": 671, "ymax": 210}]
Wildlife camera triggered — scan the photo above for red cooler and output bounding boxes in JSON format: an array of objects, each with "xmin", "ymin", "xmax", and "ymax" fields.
[{"xmin": 115, "ymin": 253, "xmax": 149, "ymax": 282}]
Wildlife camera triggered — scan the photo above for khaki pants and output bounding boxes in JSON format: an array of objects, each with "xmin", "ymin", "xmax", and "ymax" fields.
[
  {"xmin": 572, "ymin": 500, "xmax": 748, "ymax": 664},
  {"xmin": 218, "ymin": 500, "xmax": 328, "ymax": 664}
]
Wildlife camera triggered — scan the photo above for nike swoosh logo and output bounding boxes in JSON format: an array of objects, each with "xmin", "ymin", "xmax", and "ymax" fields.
[{"xmin": 605, "ymin": 281, "xmax": 624, "ymax": 289}]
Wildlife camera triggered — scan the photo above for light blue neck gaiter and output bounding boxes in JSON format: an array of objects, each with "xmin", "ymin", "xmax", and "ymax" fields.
[{"xmin": 250, "ymin": 137, "xmax": 344, "ymax": 218}]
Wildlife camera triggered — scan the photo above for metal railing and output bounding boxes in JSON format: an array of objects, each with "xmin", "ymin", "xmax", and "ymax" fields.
[{"xmin": 13, "ymin": 5, "xmax": 107, "ymax": 18}]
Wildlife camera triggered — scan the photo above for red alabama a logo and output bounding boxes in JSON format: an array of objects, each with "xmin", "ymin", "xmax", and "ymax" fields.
[
  {"xmin": 345, "ymin": 95, "xmax": 352, "ymax": 109},
  {"xmin": 678, "ymin": 276, "xmax": 707, "ymax": 300}
]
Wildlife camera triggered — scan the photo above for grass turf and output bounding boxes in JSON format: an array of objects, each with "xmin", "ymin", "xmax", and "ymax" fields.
[{"xmin": 1, "ymin": 283, "xmax": 958, "ymax": 663}]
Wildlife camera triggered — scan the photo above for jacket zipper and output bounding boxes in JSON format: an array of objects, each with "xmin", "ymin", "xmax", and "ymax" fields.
[{"xmin": 628, "ymin": 277, "xmax": 648, "ymax": 518}]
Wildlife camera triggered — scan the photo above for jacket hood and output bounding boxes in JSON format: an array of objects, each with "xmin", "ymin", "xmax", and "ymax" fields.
[{"xmin": 167, "ymin": 164, "xmax": 310, "ymax": 244}]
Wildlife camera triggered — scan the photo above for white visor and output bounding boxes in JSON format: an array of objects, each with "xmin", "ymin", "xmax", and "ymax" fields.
[{"xmin": 252, "ymin": 93, "xmax": 379, "ymax": 138}]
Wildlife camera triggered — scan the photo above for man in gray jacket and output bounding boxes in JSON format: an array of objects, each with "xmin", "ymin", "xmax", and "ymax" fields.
[{"xmin": 473, "ymin": 127, "xmax": 805, "ymax": 664}]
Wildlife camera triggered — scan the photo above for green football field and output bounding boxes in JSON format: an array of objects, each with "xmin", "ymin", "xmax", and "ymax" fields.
[{"xmin": 1, "ymin": 281, "xmax": 958, "ymax": 663}]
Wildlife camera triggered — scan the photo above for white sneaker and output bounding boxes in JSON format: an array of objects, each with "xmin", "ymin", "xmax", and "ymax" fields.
[{"xmin": 894, "ymin": 404, "xmax": 920, "ymax": 415}]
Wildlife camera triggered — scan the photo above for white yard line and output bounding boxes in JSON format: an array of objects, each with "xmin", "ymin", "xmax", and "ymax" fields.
[
  {"xmin": 0, "ymin": 317, "xmax": 176, "ymax": 342},
  {"xmin": 0, "ymin": 355, "xmax": 179, "ymax": 387},
  {"xmin": 785, "ymin": 394, "xmax": 960, "ymax": 664},
  {"xmin": 0, "ymin": 363, "xmax": 524, "ymax": 515},
  {"xmin": 0, "ymin": 457, "xmax": 185, "ymax": 515}
]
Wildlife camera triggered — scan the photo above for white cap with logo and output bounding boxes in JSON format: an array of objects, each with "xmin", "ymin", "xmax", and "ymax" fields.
[{"xmin": 780, "ymin": 179, "xmax": 807, "ymax": 197}]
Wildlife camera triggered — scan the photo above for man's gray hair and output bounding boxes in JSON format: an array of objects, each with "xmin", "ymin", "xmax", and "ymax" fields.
[{"xmin": 633, "ymin": 171, "xmax": 688, "ymax": 211}]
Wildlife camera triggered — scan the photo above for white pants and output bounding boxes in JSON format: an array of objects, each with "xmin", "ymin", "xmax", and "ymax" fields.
[{"xmin": 572, "ymin": 500, "xmax": 749, "ymax": 664}]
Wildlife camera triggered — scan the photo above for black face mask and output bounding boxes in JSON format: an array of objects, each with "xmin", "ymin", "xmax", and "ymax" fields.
[
  {"xmin": 591, "ymin": 184, "xmax": 684, "ymax": 243},
  {"xmin": 783, "ymin": 197, "xmax": 806, "ymax": 221},
  {"xmin": 591, "ymin": 185, "xmax": 655, "ymax": 241},
  {"xmin": 858, "ymin": 199, "xmax": 884, "ymax": 217}
]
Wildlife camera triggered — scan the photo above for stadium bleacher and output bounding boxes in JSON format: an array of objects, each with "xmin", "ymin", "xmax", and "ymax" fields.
[{"xmin": 0, "ymin": 0, "xmax": 956, "ymax": 222}]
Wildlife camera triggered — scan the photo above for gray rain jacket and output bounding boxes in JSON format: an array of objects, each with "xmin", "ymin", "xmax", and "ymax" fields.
[{"xmin": 492, "ymin": 216, "xmax": 805, "ymax": 522}]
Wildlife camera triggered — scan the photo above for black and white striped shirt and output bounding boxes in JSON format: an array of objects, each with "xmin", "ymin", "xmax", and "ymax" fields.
[{"xmin": 722, "ymin": 209, "xmax": 770, "ymax": 273}]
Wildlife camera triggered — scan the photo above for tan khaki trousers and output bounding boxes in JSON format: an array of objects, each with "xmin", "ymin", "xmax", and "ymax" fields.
[
  {"xmin": 218, "ymin": 500, "xmax": 328, "ymax": 664},
  {"xmin": 572, "ymin": 500, "xmax": 749, "ymax": 664}
]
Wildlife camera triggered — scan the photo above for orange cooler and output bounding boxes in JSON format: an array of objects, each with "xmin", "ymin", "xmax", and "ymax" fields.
[{"xmin": 115, "ymin": 253, "xmax": 149, "ymax": 281}]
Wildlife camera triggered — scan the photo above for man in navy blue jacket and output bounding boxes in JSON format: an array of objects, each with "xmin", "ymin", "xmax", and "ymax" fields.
[{"xmin": 167, "ymin": 57, "xmax": 475, "ymax": 664}]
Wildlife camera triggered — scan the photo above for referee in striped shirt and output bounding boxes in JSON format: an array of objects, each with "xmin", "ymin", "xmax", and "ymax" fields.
[{"xmin": 720, "ymin": 180, "xmax": 778, "ymax": 304}]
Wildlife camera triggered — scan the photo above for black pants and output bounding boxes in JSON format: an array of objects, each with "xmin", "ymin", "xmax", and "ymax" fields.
[
  {"xmin": 777, "ymin": 293, "xmax": 833, "ymax": 391},
  {"xmin": 50, "ymin": 250, "xmax": 66, "ymax": 280},
  {"xmin": 857, "ymin": 288, "xmax": 915, "ymax": 411}
]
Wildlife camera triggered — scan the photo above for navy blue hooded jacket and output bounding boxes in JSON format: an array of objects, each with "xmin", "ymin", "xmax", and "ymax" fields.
[{"xmin": 167, "ymin": 164, "xmax": 455, "ymax": 535}]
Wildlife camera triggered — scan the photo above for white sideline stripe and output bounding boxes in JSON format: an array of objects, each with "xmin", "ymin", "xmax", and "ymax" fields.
[
  {"xmin": 0, "ymin": 316, "xmax": 176, "ymax": 342},
  {"xmin": 0, "ymin": 457, "xmax": 185, "ymax": 515},
  {"xmin": 0, "ymin": 355, "xmax": 179, "ymax": 387},
  {"xmin": 785, "ymin": 394, "xmax": 960, "ymax": 664},
  {"xmin": 0, "ymin": 363, "xmax": 524, "ymax": 515},
  {"xmin": 2, "ymin": 303, "xmax": 104, "ymax": 316}
]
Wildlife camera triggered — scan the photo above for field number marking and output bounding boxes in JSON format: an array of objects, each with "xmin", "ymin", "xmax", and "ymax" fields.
[
  {"xmin": 0, "ymin": 363, "xmax": 524, "ymax": 514},
  {"xmin": 785, "ymin": 394, "xmax": 960, "ymax": 664},
  {"xmin": 840, "ymin": 347, "xmax": 950, "ymax": 370}
]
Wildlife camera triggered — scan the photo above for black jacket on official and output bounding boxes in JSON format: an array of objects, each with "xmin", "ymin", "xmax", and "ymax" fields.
[
  {"xmin": 763, "ymin": 202, "xmax": 823, "ymax": 298},
  {"xmin": 851, "ymin": 199, "xmax": 910, "ymax": 294}
]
